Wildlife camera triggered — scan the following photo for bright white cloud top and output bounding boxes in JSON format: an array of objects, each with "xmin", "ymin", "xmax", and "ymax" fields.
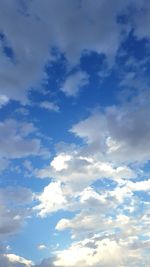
[{"xmin": 0, "ymin": 1, "xmax": 150, "ymax": 267}]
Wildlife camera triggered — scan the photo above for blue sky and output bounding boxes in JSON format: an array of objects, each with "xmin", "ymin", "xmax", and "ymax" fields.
[{"xmin": 0, "ymin": 1, "xmax": 150, "ymax": 266}]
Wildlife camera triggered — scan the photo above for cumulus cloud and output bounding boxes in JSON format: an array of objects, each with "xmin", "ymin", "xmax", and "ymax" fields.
[
  {"xmin": 51, "ymin": 153, "xmax": 72, "ymax": 172},
  {"xmin": 60, "ymin": 71, "xmax": 89, "ymax": 97},
  {"xmin": 1, "ymin": 181, "xmax": 148, "ymax": 266},
  {"xmin": 34, "ymin": 181, "xmax": 67, "ymax": 217},
  {"xmin": 54, "ymin": 235, "xmax": 142, "ymax": 267},
  {"xmin": 54, "ymin": 167, "xmax": 150, "ymax": 237},
  {"xmin": 32, "ymin": 89, "xmax": 150, "ymax": 266},
  {"xmin": 1, "ymin": 234, "xmax": 150, "ymax": 267},
  {"xmin": 49, "ymin": 152, "xmax": 136, "ymax": 191},
  {"xmin": 71, "ymin": 92, "xmax": 150, "ymax": 163},
  {"xmin": 1, "ymin": 2, "xmax": 150, "ymax": 266},
  {"xmin": 0, "ymin": 253, "xmax": 33, "ymax": 267},
  {"xmin": 35, "ymin": 152, "xmax": 135, "ymax": 217},
  {"xmin": 55, "ymin": 185, "xmax": 129, "ymax": 236}
]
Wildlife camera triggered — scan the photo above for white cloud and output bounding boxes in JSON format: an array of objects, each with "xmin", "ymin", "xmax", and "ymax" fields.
[
  {"xmin": 4, "ymin": 254, "xmax": 33, "ymax": 266},
  {"xmin": 56, "ymin": 219, "xmax": 70, "ymax": 232},
  {"xmin": 127, "ymin": 179, "xmax": 150, "ymax": 192},
  {"xmin": 1, "ymin": 2, "xmax": 150, "ymax": 266},
  {"xmin": 49, "ymin": 152, "xmax": 136, "ymax": 192},
  {"xmin": 54, "ymin": 235, "xmax": 140, "ymax": 267},
  {"xmin": 40, "ymin": 101, "xmax": 60, "ymax": 112},
  {"xmin": 37, "ymin": 244, "xmax": 47, "ymax": 251},
  {"xmin": 35, "ymin": 153, "xmax": 133, "ymax": 217},
  {"xmin": 60, "ymin": 71, "xmax": 89, "ymax": 97},
  {"xmin": 34, "ymin": 181, "xmax": 67, "ymax": 217},
  {"xmin": 55, "ymin": 176, "xmax": 150, "ymax": 240},
  {"xmin": 51, "ymin": 153, "xmax": 72, "ymax": 172}
]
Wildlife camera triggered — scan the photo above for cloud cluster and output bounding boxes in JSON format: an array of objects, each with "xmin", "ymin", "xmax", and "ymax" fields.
[
  {"xmin": 1, "ymin": 0, "xmax": 150, "ymax": 103},
  {"xmin": 33, "ymin": 89, "xmax": 150, "ymax": 266},
  {"xmin": 53, "ymin": 179, "xmax": 150, "ymax": 266},
  {"xmin": 54, "ymin": 235, "xmax": 140, "ymax": 267},
  {"xmin": 1, "ymin": 1, "xmax": 150, "ymax": 267},
  {"xmin": 37, "ymin": 151, "xmax": 135, "ymax": 193}
]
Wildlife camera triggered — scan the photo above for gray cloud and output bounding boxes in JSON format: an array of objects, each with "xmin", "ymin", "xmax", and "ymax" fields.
[
  {"xmin": 0, "ymin": 0, "xmax": 148, "ymax": 103},
  {"xmin": 60, "ymin": 71, "xmax": 89, "ymax": 97},
  {"xmin": 0, "ymin": 253, "xmax": 33, "ymax": 267},
  {"xmin": 71, "ymin": 91, "xmax": 150, "ymax": 163},
  {"xmin": 0, "ymin": 119, "xmax": 47, "ymax": 161},
  {"xmin": 0, "ymin": 186, "xmax": 33, "ymax": 238}
]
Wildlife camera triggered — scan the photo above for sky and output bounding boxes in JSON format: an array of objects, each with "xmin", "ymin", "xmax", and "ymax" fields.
[{"xmin": 0, "ymin": 0, "xmax": 150, "ymax": 266}]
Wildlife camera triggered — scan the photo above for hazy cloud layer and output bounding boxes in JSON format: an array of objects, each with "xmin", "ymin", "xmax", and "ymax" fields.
[{"xmin": 0, "ymin": 186, "xmax": 33, "ymax": 238}]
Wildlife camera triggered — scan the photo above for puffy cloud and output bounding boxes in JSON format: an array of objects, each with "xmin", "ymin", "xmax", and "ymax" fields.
[
  {"xmin": 51, "ymin": 154, "xmax": 72, "ymax": 172},
  {"xmin": 60, "ymin": 71, "xmax": 89, "ymax": 97},
  {"xmin": 1, "ymin": 181, "xmax": 148, "ymax": 266},
  {"xmin": 1, "ymin": 2, "xmax": 150, "ymax": 266},
  {"xmin": 54, "ymin": 235, "xmax": 141, "ymax": 267},
  {"xmin": 71, "ymin": 92, "xmax": 150, "ymax": 163},
  {"xmin": 36, "ymin": 153, "xmax": 136, "ymax": 217},
  {"xmin": 34, "ymin": 181, "xmax": 67, "ymax": 217},
  {"xmin": 1, "ymin": 234, "xmax": 150, "ymax": 267},
  {"xmin": 33, "ymin": 90, "xmax": 150, "ymax": 266},
  {"xmin": 0, "ymin": 253, "xmax": 33, "ymax": 267},
  {"xmin": 49, "ymin": 151, "xmax": 136, "ymax": 191},
  {"xmin": 55, "ymin": 177, "xmax": 150, "ymax": 240},
  {"xmin": 55, "ymin": 219, "xmax": 149, "ymax": 267}
]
